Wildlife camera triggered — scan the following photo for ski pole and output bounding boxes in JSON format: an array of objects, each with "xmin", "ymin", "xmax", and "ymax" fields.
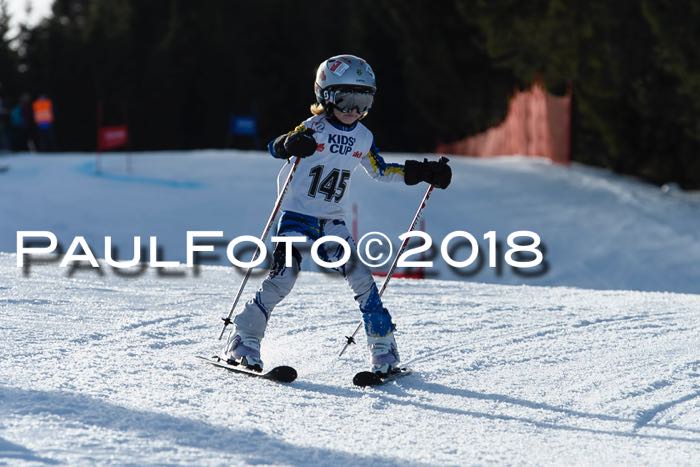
[
  {"xmin": 218, "ymin": 157, "xmax": 301, "ymax": 340},
  {"xmin": 338, "ymin": 158, "xmax": 446, "ymax": 356}
]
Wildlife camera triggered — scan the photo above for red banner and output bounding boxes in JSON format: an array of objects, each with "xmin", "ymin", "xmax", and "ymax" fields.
[{"xmin": 98, "ymin": 125, "xmax": 129, "ymax": 151}]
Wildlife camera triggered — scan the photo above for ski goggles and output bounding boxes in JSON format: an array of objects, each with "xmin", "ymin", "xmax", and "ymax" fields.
[{"xmin": 330, "ymin": 88, "xmax": 375, "ymax": 113}]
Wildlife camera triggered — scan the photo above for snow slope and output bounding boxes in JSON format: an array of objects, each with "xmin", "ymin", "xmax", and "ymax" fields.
[
  {"xmin": 1, "ymin": 151, "xmax": 699, "ymax": 464},
  {"xmin": 1, "ymin": 253, "xmax": 699, "ymax": 465},
  {"xmin": 1, "ymin": 151, "xmax": 699, "ymax": 293}
]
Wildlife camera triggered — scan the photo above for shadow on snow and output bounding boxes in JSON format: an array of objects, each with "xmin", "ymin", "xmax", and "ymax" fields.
[
  {"xmin": 0, "ymin": 385, "xmax": 418, "ymax": 467},
  {"xmin": 290, "ymin": 377, "xmax": 700, "ymax": 444}
]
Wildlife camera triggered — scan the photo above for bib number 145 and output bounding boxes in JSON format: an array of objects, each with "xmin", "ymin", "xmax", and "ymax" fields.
[{"xmin": 308, "ymin": 165, "xmax": 351, "ymax": 203}]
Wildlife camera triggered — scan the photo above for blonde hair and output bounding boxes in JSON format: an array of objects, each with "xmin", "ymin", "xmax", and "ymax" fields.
[{"xmin": 310, "ymin": 102, "xmax": 325, "ymax": 115}]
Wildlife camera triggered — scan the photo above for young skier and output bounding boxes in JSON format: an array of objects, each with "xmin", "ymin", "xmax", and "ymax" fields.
[{"xmin": 224, "ymin": 54, "xmax": 451, "ymax": 375}]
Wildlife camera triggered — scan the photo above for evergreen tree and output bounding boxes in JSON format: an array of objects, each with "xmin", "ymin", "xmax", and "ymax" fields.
[
  {"xmin": 7, "ymin": 0, "xmax": 700, "ymax": 187},
  {"xmin": 0, "ymin": 0, "xmax": 19, "ymax": 97}
]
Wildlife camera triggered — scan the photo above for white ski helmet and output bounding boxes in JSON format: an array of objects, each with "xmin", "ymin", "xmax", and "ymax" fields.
[{"xmin": 314, "ymin": 54, "xmax": 376, "ymax": 113}]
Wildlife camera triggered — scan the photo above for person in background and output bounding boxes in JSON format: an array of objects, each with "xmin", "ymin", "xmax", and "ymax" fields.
[
  {"xmin": 33, "ymin": 95, "xmax": 55, "ymax": 151},
  {"xmin": 10, "ymin": 94, "xmax": 35, "ymax": 152},
  {"xmin": 0, "ymin": 97, "xmax": 10, "ymax": 152}
]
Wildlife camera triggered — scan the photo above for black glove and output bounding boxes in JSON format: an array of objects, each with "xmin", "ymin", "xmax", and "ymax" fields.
[
  {"xmin": 404, "ymin": 156, "xmax": 452, "ymax": 189},
  {"xmin": 271, "ymin": 128, "xmax": 317, "ymax": 159},
  {"xmin": 284, "ymin": 128, "xmax": 317, "ymax": 158}
]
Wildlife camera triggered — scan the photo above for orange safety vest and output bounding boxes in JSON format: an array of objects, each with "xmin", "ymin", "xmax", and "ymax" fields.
[{"xmin": 33, "ymin": 98, "xmax": 54, "ymax": 125}]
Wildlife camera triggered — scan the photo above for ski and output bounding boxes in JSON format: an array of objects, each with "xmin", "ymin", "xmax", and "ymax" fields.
[
  {"xmin": 196, "ymin": 355, "xmax": 297, "ymax": 383},
  {"xmin": 353, "ymin": 368, "xmax": 412, "ymax": 387}
]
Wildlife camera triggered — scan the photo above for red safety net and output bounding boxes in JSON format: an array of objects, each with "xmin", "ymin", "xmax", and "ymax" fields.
[{"xmin": 436, "ymin": 83, "xmax": 571, "ymax": 164}]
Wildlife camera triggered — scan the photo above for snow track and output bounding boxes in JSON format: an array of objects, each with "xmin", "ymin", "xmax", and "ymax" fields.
[
  {"xmin": 2, "ymin": 151, "xmax": 699, "ymax": 293},
  {"xmin": 1, "ymin": 254, "xmax": 699, "ymax": 465}
]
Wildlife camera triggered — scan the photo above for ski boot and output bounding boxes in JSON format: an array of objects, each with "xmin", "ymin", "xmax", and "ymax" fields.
[
  {"xmin": 223, "ymin": 330, "xmax": 264, "ymax": 372},
  {"xmin": 367, "ymin": 331, "xmax": 400, "ymax": 376}
]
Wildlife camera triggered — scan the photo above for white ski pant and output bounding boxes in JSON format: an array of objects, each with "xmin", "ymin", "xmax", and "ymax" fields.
[{"xmin": 231, "ymin": 213, "xmax": 395, "ymax": 340}]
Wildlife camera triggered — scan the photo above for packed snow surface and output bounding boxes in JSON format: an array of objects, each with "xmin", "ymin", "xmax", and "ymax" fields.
[
  {"xmin": 1, "ymin": 151, "xmax": 699, "ymax": 293},
  {"xmin": 1, "ymin": 151, "xmax": 699, "ymax": 464},
  {"xmin": 1, "ymin": 254, "xmax": 699, "ymax": 465}
]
